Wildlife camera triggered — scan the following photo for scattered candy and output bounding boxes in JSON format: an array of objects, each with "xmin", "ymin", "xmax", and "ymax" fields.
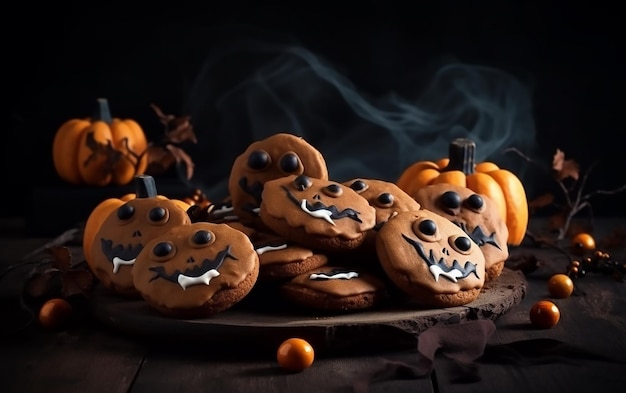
[
  {"xmin": 277, "ymin": 338, "xmax": 315, "ymax": 372},
  {"xmin": 570, "ymin": 232, "xmax": 596, "ymax": 255},
  {"xmin": 38, "ymin": 298, "xmax": 73, "ymax": 330},
  {"xmin": 547, "ymin": 273, "xmax": 574, "ymax": 298},
  {"xmin": 529, "ymin": 300, "xmax": 560, "ymax": 329}
]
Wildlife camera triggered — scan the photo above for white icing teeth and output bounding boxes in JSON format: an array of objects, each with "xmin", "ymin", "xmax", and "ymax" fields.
[
  {"xmin": 256, "ymin": 244, "xmax": 288, "ymax": 255},
  {"xmin": 300, "ymin": 199, "xmax": 336, "ymax": 225},
  {"xmin": 310, "ymin": 272, "xmax": 359, "ymax": 280},
  {"xmin": 112, "ymin": 257, "xmax": 136, "ymax": 273},
  {"xmin": 429, "ymin": 265, "xmax": 464, "ymax": 282},
  {"xmin": 177, "ymin": 270, "xmax": 221, "ymax": 290}
]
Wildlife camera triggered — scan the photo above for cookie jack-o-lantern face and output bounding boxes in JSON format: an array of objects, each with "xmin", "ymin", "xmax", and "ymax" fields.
[
  {"xmin": 88, "ymin": 179, "xmax": 191, "ymax": 297},
  {"xmin": 228, "ymin": 133, "xmax": 328, "ymax": 228},
  {"xmin": 413, "ymin": 183, "xmax": 509, "ymax": 280},
  {"xmin": 376, "ymin": 209, "xmax": 485, "ymax": 300},
  {"xmin": 131, "ymin": 222, "xmax": 259, "ymax": 315},
  {"xmin": 261, "ymin": 174, "xmax": 376, "ymax": 240}
]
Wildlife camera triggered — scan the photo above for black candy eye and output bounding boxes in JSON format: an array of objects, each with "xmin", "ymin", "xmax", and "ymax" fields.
[
  {"xmin": 153, "ymin": 242, "xmax": 174, "ymax": 258},
  {"xmin": 279, "ymin": 152, "xmax": 301, "ymax": 174},
  {"xmin": 117, "ymin": 204, "xmax": 135, "ymax": 221},
  {"xmin": 323, "ymin": 183, "xmax": 343, "ymax": 197},
  {"xmin": 294, "ymin": 175, "xmax": 312, "ymax": 191},
  {"xmin": 466, "ymin": 194, "xmax": 484, "ymax": 211},
  {"xmin": 441, "ymin": 191, "xmax": 462, "ymax": 209},
  {"xmin": 419, "ymin": 219, "xmax": 437, "ymax": 235},
  {"xmin": 349, "ymin": 180, "xmax": 368, "ymax": 192},
  {"xmin": 193, "ymin": 230, "xmax": 213, "ymax": 245},
  {"xmin": 248, "ymin": 150, "xmax": 271, "ymax": 170},
  {"xmin": 449, "ymin": 235, "xmax": 474, "ymax": 255},
  {"xmin": 149, "ymin": 207, "xmax": 167, "ymax": 223},
  {"xmin": 375, "ymin": 193, "xmax": 394, "ymax": 208}
]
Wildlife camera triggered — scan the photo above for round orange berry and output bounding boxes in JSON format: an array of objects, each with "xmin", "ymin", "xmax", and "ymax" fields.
[
  {"xmin": 38, "ymin": 298, "xmax": 73, "ymax": 330},
  {"xmin": 547, "ymin": 273, "xmax": 574, "ymax": 299},
  {"xmin": 277, "ymin": 338, "xmax": 315, "ymax": 372},
  {"xmin": 529, "ymin": 300, "xmax": 560, "ymax": 329},
  {"xmin": 571, "ymin": 233, "xmax": 596, "ymax": 255}
]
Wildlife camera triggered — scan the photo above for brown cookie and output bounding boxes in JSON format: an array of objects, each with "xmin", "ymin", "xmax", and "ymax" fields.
[
  {"xmin": 259, "ymin": 174, "xmax": 377, "ymax": 252},
  {"xmin": 280, "ymin": 265, "xmax": 387, "ymax": 313},
  {"xmin": 252, "ymin": 232, "xmax": 329, "ymax": 281},
  {"xmin": 131, "ymin": 222, "xmax": 259, "ymax": 318},
  {"xmin": 88, "ymin": 176, "xmax": 191, "ymax": 297},
  {"xmin": 343, "ymin": 178, "xmax": 421, "ymax": 254},
  {"xmin": 228, "ymin": 133, "xmax": 329, "ymax": 229},
  {"xmin": 375, "ymin": 209, "xmax": 486, "ymax": 308},
  {"xmin": 413, "ymin": 183, "xmax": 509, "ymax": 281}
]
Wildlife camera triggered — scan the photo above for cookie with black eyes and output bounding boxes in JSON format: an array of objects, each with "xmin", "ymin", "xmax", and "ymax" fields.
[
  {"xmin": 228, "ymin": 133, "xmax": 329, "ymax": 230},
  {"xmin": 131, "ymin": 221, "xmax": 259, "ymax": 318},
  {"xmin": 375, "ymin": 209, "xmax": 486, "ymax": 308},
  {"xmin": 280, "ymin": 265, "xmax": 388, "ymax": 313},
  {"xmin": 88, "ymin": 175, "xmax": 192, "ymax": 297},
  {"xmin": 413, "ymin": 183, "xmax": 509, "ymax": 281},
  {"xmin": 342, "ymin": 178, "xmax": 421, "ymax": 254},
  {"xmin": 259, "ymin": 174, "xmax": 377, "ymax": 253}
]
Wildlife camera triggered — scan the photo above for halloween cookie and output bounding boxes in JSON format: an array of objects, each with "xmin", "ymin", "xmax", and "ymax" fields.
[
  {"xmin": 413, "ymin": 183, "xmax": 509, "ymax": 281},
  {"xmin": 259, "ymin": 174, "xmax": 377, "ymax": 252},
  {"xmin": 88, "ymin": 175, "xmax": 191, "ymax": 297},
  {"xmin": 131, "ymin": 221, "xmax": 260, "ymax": 318},
  {"xmin": 280, "ymin": 265, "xmax": 387, "ymax": 312},
  {"xmin": 376, "ymin": 209, "xmax": 486, "ymax": 308},
  {"xmin": 252, "ymin": 232, "xmax": 329, "ymax": 281},
  {"xmin": 343, "ymin": 178, "xmax": 421, "ymax": 254},
  {"xmin": 228, "ymin": 133, "xmax": 329, "ymax": 229}
]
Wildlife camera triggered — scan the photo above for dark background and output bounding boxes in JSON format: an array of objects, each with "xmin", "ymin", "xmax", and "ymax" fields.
[{"xmin": 4, "ymin": 2, "xmax": 626, "ymax": 235}]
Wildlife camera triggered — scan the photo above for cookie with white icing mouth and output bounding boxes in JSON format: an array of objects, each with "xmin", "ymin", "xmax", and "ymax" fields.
[
  {"xmin": 375, "ymin": 209, "xmax": 486, "ymax": 308},
  {"xmin": 228, "ymin": 133, "xmax": 329, "ymax": 230},
  {"xmin": 413, "ymin": 183, "xmax": 509, "ymax": 281},
  {"xmin": 131, "ymin": 221, "xmax": 259, "ymax": 318},
  {"xmin": 280, "ymin": 265, "xmax": 387, "ymax": 313},
  {"xmin": 259, "ymin": 174, "xmax": 376, "ymax": 252}
]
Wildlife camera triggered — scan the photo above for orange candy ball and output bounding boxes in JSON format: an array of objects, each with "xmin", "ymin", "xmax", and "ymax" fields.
[
  {"xmin": 547, "ymin": 274, "xmax": 574, "ymax": 299},
  {"xmin": 529, "ymin": 300, "xmax": 560, "ymax": 329},
  {"xmin": 277, "ymin": 338, "xmax": 315, "ymax": 372},
  {"xmin": 38, "ymin": 298, "xmax": 73, "ymax": 329},
  {"xmin": 571, "ymin": 233, "xmax": 596, "ymax": 255}
]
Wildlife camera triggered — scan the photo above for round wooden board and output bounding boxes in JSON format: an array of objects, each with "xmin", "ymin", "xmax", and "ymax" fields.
[{"xmin": 91, "ymin": 268, "xmax": 527, "ymax": 353}]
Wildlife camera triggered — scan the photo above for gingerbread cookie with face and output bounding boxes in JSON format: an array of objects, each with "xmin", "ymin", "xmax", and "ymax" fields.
[
  {"xmin": 280, "ymin": 265, "xmax": 387, "ymax": 313},
  {"xmin": 413, "ymin": 183, "xmax": 509, "ymax": 281},
  {"xmin": 343, "ymin": 178, "xmax": 421, "ymax": 253},
  {"xmin": 88, "ymin": 175, "xmax": 191, "ymax": 297},
  {"xmin": 376, "ymin": 209, "xmax": 486, "ymax": 308},
  {"xmin": 252, "ymin": 232, "xmax": 329, "ymax": 281},
  {"xmin": 131, "ymin": 221, "xmax": 259, "ymax": 318},
  {"xmin": 259, "ymin": 174, "xmax": 377, "ymax": 252},
  {"xmin": 228, "ymin": 133, "xmax": 329, "ymax": 229}
]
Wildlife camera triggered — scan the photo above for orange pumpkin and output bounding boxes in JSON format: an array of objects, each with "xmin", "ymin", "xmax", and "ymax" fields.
[
  {"xmin": 52, "ymin": 98, "xmax": 148, "ymax": 186},
  {"xmin": 396, "ymin": 138, "xmax": 528, "ymax": 246}
]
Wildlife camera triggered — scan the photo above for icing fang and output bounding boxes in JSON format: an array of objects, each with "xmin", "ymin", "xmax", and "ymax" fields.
[
  {"xmin": 100, "ymin": 238, "xmax": 144, "ymax": 273},
  {"xmin": 402, "ymin": 234, "xmax": 478, "ymax": 282},
  {"xmin": 282, "ymin": 185, "xmax": 363, "ymax": 225},
  {"xmin": 309, "ymin": 269, "xmax": 359, "ymax": 280},
  {"xmin": 149, "ymin": 245, "xmax": 237, "ymax": 289},
  {"xmin": 457, "ymin": 222, "xmax": 501, "ymax": 249}
]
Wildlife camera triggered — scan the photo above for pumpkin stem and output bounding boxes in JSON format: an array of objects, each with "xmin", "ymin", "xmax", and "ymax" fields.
[
  {"xmin": 94, "ymin": 98, "xmax": 113, "ymax": 124},
  {"xmin": 135, "ymin": 175, "xmax": 158, "ymax": 198},
  {"xmin": 444, "ymin": 138, "xmax": 476, "ymax": 174}
]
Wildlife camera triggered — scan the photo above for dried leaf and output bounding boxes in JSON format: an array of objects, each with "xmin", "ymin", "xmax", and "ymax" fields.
[
  {"xmin": 61, "ymin": 270, "xmax": 93, "ymax": 298},
  {"xmin": 48, "ymin": 246, "xmax": 72, "ymax": 271},
  {"xmin": 164, "ymin": 118, "xmax": 197, "ymax": 144},
  {"xmin": 166, "ymin": 144, "xmax": 195, "ymax": 180},
  {"xmin": 552, "ymin": 149, "xmax": 579, "ymax": 181},
  {"xmin": 24, "ymin": 272, "xmax": 52, "ymax": 298},
  {"xmin": 145, "ymin": 145, "xmax": 177, "ymax": 175}
]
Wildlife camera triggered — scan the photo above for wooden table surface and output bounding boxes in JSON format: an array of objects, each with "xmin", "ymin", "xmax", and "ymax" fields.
[{"xmin": 1, "ymin": 217, "xmax": 625, "ymax": 393}]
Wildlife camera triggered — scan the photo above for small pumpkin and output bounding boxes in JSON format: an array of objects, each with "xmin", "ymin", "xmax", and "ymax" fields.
[
  {"xmin": 396, "ymin": 138, "xmax": 528, "ymax": 245},
  {"xmin": 52, "ymin": 98, "xmax": 148, "ymax": 186}
]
